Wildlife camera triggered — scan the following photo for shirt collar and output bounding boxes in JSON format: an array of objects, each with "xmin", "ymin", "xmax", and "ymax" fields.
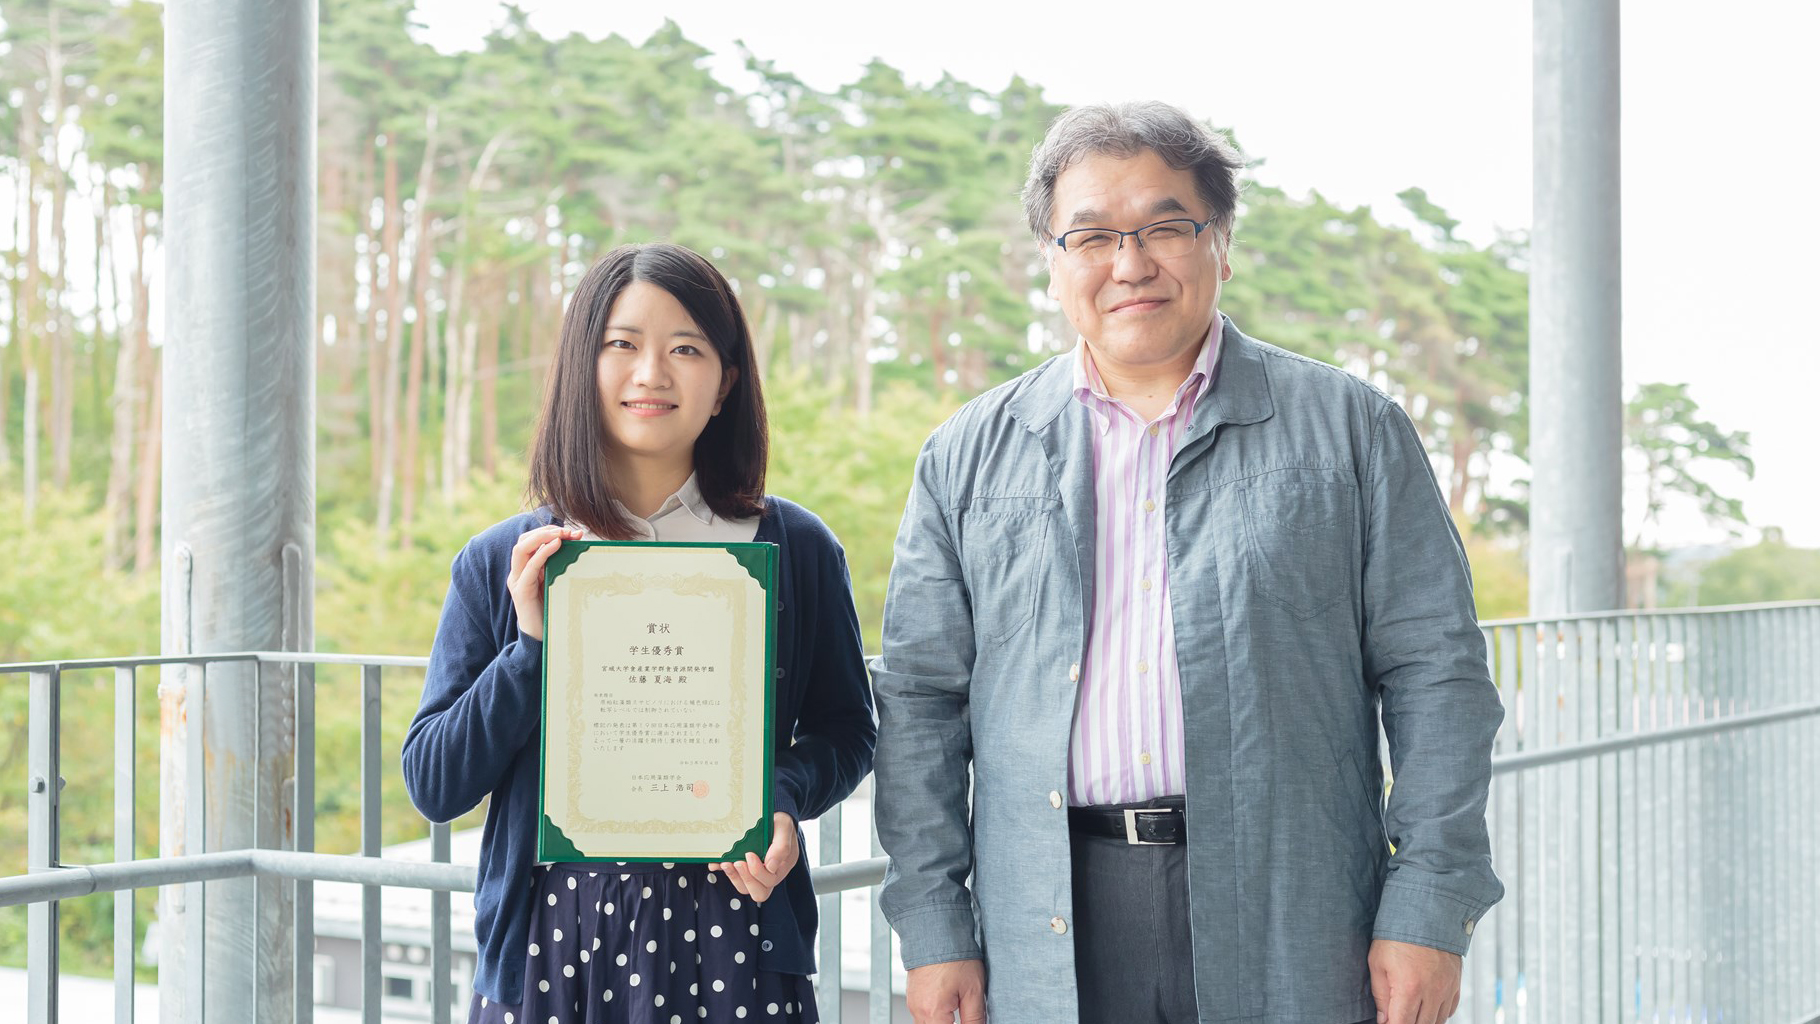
[
  {"xmin": 584, "ymin": 472, "xmax": 715, "ymax": 538},
  {"xmin": 1070, "ymin": 320, "xmax": 1224, "ymax": 431},
  {"xmin": 649, "ymin": 472, "xmax": 715, "ymax": 527}
]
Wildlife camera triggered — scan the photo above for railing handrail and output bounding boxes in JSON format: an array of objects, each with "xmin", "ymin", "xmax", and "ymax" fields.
[
  {"xmin": 0, "ymin": 650, "xmax": 433, "ymax": 674},
  {"xmin": 0, "ymin": 849, "xmax": 892, "ymax": 910},
  {"xmin": 1475, "ymin": 597, "xmax": 1820, "ymax": 628},
  {"xmin": 2, "ymin": 598, "xmax": 1816, "ymax": 674}
]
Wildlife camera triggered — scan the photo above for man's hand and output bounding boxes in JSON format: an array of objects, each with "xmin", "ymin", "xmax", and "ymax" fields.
[
  {"xmin": 707, "ymin": 811, "xmax": 798, "ymax": 903},
  {"xmin": 906, "ymin": 958, "xmax": 986, "ymax": 1024},
  {"xmin": 1369, "ymin": 938, "xmax": 1462, "ymax": 1024}
]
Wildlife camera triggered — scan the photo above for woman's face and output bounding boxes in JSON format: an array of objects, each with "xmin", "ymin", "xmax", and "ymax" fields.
[{"xmin": 595, "ymin": 280, "xmax": 737, "ymax": 469}]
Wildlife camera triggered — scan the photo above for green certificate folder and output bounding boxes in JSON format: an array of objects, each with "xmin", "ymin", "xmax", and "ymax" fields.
[{"xmin": 538, "ymin": 541, "xmax": 776, "ymax": 863}]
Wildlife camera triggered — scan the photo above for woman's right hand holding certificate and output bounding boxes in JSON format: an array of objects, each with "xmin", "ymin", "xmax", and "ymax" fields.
[{"xmin": 508, "ymin": 525, "xmax": 583, "ymax": 641}]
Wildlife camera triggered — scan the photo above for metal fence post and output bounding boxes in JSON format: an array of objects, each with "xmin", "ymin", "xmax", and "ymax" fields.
[
  {"xmin": 362, "ymin": 664, "xmax": 383, "ymax": 1024},
  {"xmin": 27, "ymin": 668, "xmax": 62, "ymax": 1024},
  {"xmin": 295, "ymin": 658, "xmax": 317, "ymax": 1024},
  {"xmin": 817, "ymin": 802, "xmax": 844, "ymax": 1023},
  {"xmin": 115, "ymin": 666, "xmax": 137, "ymax": 1024}
]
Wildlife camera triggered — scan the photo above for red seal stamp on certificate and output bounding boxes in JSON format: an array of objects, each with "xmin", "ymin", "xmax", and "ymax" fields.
[{"xmin": 692, "ymin": 780, "xmax": 710, "ymax": 800}]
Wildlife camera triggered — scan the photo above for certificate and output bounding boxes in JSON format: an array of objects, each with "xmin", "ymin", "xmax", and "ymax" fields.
[{"xmin": 538, "ymin": 541, "xmax": 776, "ymax": 863}]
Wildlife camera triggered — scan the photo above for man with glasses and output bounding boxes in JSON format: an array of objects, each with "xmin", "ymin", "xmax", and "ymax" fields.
[{"xmin": 872, "ymin": 101, "xmax": 1504, "ymax": 1024}]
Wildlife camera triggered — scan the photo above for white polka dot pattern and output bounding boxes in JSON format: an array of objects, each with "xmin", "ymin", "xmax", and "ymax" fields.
[{"xmin": 465, "ymin": 864, "xmax": 815, "ymax": 1024}]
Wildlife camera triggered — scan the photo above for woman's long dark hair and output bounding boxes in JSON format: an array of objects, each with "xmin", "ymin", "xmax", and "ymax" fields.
[{"xmin": 527, "ymin": 243, "xmax": 768, "ymax": 539}]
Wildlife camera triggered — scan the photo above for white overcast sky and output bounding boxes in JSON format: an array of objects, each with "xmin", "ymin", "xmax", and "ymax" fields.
[{"xmin": 347, "ymin": 3, "xmax": 1815, "ymax": 547}]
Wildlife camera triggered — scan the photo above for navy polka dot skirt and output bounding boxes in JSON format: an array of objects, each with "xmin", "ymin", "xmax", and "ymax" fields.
[{"xmin": 467, "ymin": 861, "xmax": 818, "ymax": 1024}]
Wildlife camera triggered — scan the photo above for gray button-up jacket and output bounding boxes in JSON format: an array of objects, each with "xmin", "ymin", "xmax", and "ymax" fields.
[{"xmin": 872, "ymin": 318, "xmax": 1504, "ymax": 1024}]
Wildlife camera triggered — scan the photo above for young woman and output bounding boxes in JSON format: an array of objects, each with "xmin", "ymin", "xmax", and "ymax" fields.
[{"xmin": 402, "ymin": 242, "xmax": 875, "ymax": 1024}]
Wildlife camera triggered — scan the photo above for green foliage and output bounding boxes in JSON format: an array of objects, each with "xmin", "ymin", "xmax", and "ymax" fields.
[
  {"xmin": 1673, "ymin": 532, "xmax": 1820, "ymax": 606},
  {"xmin": 1459, "ymin": 526, "xmax": 1529, "ymax": 621},
  {"xmin": 1626, "ymin": 382, "xmax": 1755, "ymax": 548},
  {"xmin": 0, "ymin": 485, "xmax": 159, "ymax": 663},
  {"xmin": 767, "ymin": 374, "xmax": 958, "ymax": 650}
]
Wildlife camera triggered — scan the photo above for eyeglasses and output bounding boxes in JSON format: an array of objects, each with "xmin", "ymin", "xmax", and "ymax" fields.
[{"xmin": 1052, "ymin": 217, "xmax": 1216, "ymax": 266}]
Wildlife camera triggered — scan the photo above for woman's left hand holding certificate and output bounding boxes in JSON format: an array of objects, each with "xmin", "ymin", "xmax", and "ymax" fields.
[
  {"xmin": 708, "ymin": 811, "xmax": 799, "ymax": 902},
  {"xmin": 507, "ymin": 525, "xmax": 584, "ymax": 640}
]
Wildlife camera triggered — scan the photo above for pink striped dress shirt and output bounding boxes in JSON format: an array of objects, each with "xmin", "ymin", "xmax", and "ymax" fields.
[{"xmin": 1067, "ymin": 325, "xmax": 1222, "ymax": 807}]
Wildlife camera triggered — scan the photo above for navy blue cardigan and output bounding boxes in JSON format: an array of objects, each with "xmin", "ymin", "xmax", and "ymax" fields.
[{"xmin": 401, "ymin": 497, "xmax": 877, "ymax": 1005}]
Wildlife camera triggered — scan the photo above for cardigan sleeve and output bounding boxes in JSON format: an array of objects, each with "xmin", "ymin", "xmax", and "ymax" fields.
[
  {"xmin": 401, "ymin": 537, "xmax": 546, "ymax": 824},
  {"xmin": 770, "ymin": 517, "xmax": 878, "ymax": 824}
]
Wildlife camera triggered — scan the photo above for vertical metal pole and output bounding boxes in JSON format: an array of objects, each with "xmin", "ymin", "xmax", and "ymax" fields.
[
  {"xmin": 431, "ymin": 820, "xmax": 452, "ymax": 1024},
  {"xmin": 27, "ymin": 669, "xmax": 61, "ymax": 1024},
  {"xmin": 869, "ymin": 805, "xmax": 893, "ymax": 1024},
  {"xmin": 1494, "ymin": 626, "xmax": 1519, "ymax": 1024},
  {"xmin": 361, "ymin": 665, "xmax": 383, "ymax": 1024},
  {"xmin": 1535, "ymin": 619, "xmax": 1560, "ymax": 1016},
  {"xmin": 188, "ymin": 662, "xmax": 209, "ymax": 1023},
  {"xmin": 1597, "ymin": 617, "xmax": 1620, "ymax": 1024},
  {"xmin": 115, "ymin": 666, "xmax": 137, "ymax": 1024},
  {"xmin": 1722, "ymin": 612, "xmax": 1741, "ymax": 1020},
  {"xmin": 162, "ymin": 0, "xmax": 317, "ymax": 1015},
  {"xmin": 294, "ymin": 659, "xmax": 317, "ymax": 1024},
  {"xmin": 1529, "ymin": 0, "xmax": 1623, "ymax": 617},
  {"xmin": 1695, "ymin": 615, "xmax": 1719, "ymax": 1024},
  {"xmin": 1805, "ymin": 607, "xmax": 1819, "ymax": 1012},
  {"xmin": 1515, "ymin": 623, "xmax": 1538, "ymax": 1019},
  {"xmin": 1804, "ymin": 607, "xmax": 1820, "ymax": 1012},
  {"xmin": 1574, "ymin": 619, "xmax": 1598, "ymax": 1019},
  {"xmin": 1617, "ymin": 615, "xmax": 1639, "ymax": 1021},
  {"xmin": 1667, "ymin": 615, "xmax": 1689, "ymax": 1020},
  {"xmin": 817, "ymin": 803, "xmax": 844, "ymax": 1023}
]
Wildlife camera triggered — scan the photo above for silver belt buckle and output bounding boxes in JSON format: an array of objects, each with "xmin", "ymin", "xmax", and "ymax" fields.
[{"xmin": 1123, "ymin": 808, "xmax": 1174, "ymax": 846}]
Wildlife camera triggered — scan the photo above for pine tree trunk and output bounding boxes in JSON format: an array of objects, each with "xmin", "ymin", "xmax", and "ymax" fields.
[
  {"xmin": 529, "ymin": 246, "xmax": 553, "ymax": 383},
  {"xmin": 1449, "ymin": 434, "xmax": 1473, "ymax": 515},
  {"xmin": 1, "ymin": 123, "xmax": 18, "ymax": 473},
  {"xmin": 399, "ymin": 113, "xmax": 441, "ymax": 546},
  {"xmin": 318, "ymin": 123, "xmax": 359, "ymax": 447},
  {"xmin": 48, "ymin": 28, "xmax": 75, "ymax": 491},
  {"xmin": 439, "ymin": 303, "xmax": 463, "ymax": 506},
  {"xmin": 374, "ymin": 142, "xmax": 405, "ymax": 544},
  {"xmin": 20, "ymin": 110, "xmax": 42, "ymax": 523},
  {"xmin": 134, "ymin": 347, "xmax": 162, "ymax": 574},
  {"xmin": 360, "ymin": 132, "xmax": 383, "ymax": 493},
  {"xmin": 479, "ymin": 276, "xmax": 500, "ymax": 477},
  {"xmin": 453, "ymin": 317, "xmax": 478, "ymax": 497},
  {"xmin": 437, "ymin": 262, "xmax": 467, "ymax": 503},
  {"xmin": 854, "ymin": 243, "xmax": 878, "ymax": 418},
  {"xmin": 103, "ymin": 185, "xmax": 141, "ymax": 571}
]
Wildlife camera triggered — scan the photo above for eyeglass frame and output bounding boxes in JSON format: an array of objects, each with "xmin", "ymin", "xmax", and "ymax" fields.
[{"xmin": 1050, "ymin": 216, "xmax": 1219, "ymax": 261}]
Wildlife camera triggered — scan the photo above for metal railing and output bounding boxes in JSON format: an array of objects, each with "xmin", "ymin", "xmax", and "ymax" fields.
[
  {"xmin": 1465, "ymin": 601, "xmax": 1820, "ymax": 1024},
  {"xmin": 1, "ymin": 650, "xmax": 892, "ymax": 1024},
  {"xmin": 5, "ymin": 600, "xmax": 1819, "ymax": 1023}
]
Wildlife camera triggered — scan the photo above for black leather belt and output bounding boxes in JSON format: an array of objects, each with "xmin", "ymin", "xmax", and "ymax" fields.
[{"xmin": 1068, "ymin": 801, "xmax": 1186, "ymax": 845}]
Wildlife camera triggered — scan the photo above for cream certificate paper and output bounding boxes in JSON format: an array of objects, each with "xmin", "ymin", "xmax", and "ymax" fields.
[{"xmin": 539, "ymin": 542, "xmax": 775, "ymax": 862}]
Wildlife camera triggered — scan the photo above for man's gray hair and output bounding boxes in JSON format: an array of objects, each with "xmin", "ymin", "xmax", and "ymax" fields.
[{"xmin": 1021, "ymin": 101, "xmax": 1244, "ymax": 255}]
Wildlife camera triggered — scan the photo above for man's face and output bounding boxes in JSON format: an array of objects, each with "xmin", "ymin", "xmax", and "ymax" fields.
[{"xmin": 1046, "ymin": 148, "xmax": 1231, "ymax": 372}]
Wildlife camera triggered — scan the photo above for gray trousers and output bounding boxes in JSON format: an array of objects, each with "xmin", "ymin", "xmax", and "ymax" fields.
[
  {"xmin": 1068, "ymin": 805, "xmax": 1377, "ymax": 1024},
  {"xmin": 1069, "ymin": 804, "xmax": 1199, "ymax": 1024}
]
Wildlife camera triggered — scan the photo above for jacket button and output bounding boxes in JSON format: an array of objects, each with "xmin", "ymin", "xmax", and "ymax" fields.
[
  {"xmin": 1464, "ymin": 919, "xmax": 1475, "ymax": 936},
  {"xmin": 1068, "ymin": 663, "xmax": 1080, "ymax": 682},
  {"xmin": 1048, "ymin": 791, "xmax": 1063, "ymax": 809},
  {"xmin": 761, "ymin": 939, "xmax": 774, "ymax": 952},
  {"xmin": 1050, "ymin": 916, "xmax": 1068, "ymax": 935}
]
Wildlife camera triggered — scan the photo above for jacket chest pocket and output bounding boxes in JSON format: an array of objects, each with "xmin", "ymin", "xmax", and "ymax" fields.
[
  {"xmin": 959, "ymin": 502, "xmax": 1054, "ymax": 644},
  {"xmin": 1239, "ymin": 481, "xmax": 1355, "ymax": 620}
]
